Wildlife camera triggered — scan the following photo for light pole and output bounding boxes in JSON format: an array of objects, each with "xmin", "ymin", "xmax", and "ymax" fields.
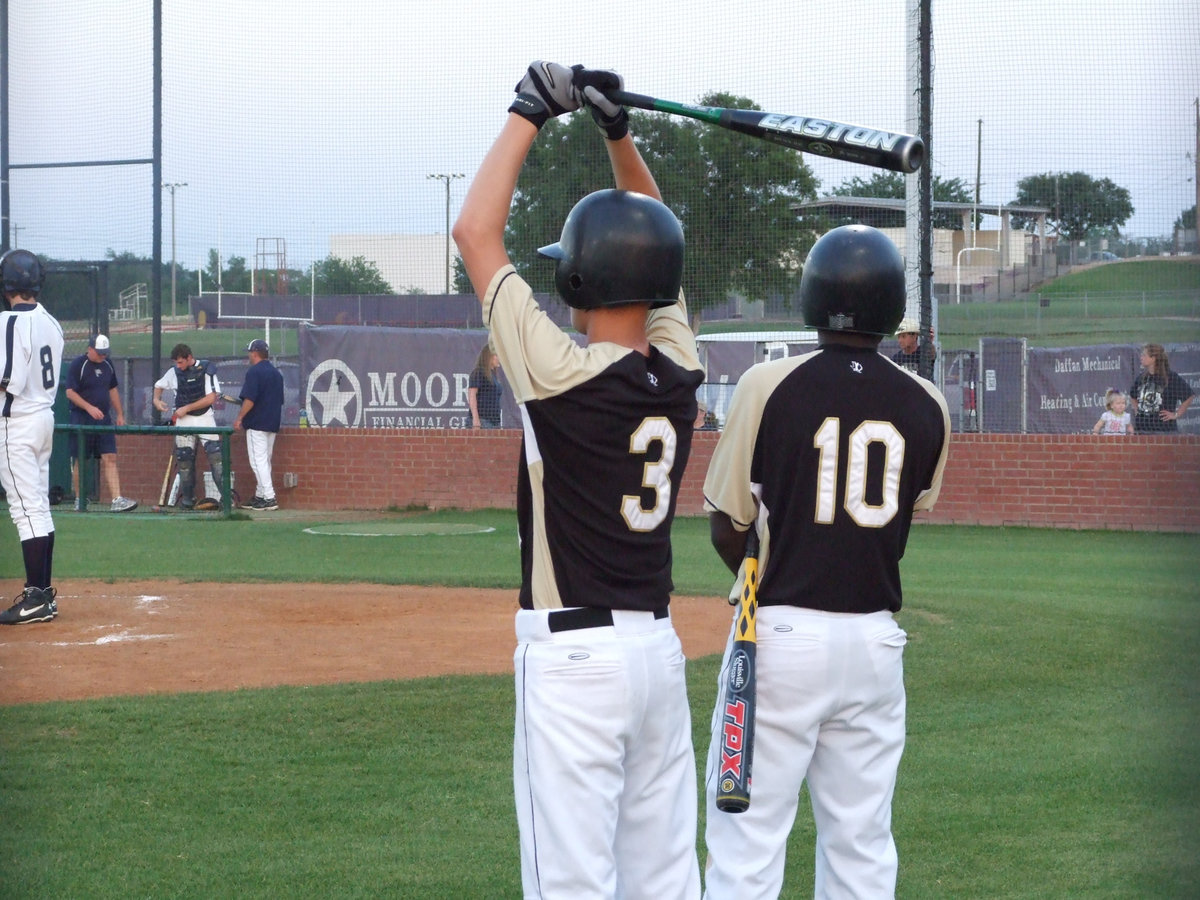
[
  {"xmin": 162, "ymin": 182, "xmax": 187, "ymax": 317},
  {"xmin": 427, "ymin": 173, "xmax": 464, "ymax": 294}
]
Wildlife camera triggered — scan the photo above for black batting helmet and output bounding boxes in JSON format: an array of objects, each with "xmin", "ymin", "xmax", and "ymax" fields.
[
  {"xmin": 538, "ymin": 189, "xmax": 684, "ymax": 310},
  {"xmin": 799, "ymin": 225, "xmax": 906, "ymax": 337},
  {"xmin": 1, "ymin": 249, "xmax": 45, "ymax": 300}
]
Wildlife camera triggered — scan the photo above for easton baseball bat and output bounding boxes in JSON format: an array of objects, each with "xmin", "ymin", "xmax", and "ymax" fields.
[
  {"xmin": 716, "ymin": 528, "xmax": 760, "ymax": 813},
  {"xmin": 604, "ymin": 89, "xmax": 924, "ymax": 174}
]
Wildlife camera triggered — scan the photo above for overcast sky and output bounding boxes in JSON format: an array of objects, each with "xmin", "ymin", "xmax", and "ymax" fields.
[{"xmin": 7, "ymin": 0, "xmax": 1199, "ymax": 269}]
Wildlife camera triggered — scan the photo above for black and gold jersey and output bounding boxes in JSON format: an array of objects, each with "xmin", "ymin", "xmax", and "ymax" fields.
[
  {"xmin": 484, "ymin": 266, "xmax": 704, "ymax": 612},
  {"xmin": 704, "ymin": 344, "xmax": 950, "ymax": 613}
]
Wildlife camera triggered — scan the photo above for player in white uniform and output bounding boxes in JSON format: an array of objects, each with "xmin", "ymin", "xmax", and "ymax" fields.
[
  {"xmin": 153, "ymin": 343, "xmax": 224, "ymax": 509},
  {"xmin": 0, "ymin": 250, "xmax": 66, "ymax": 625},
  {"xmin": 454, "ymin": 63, "xmax": 703, "ymax": 899},
  {"xmin": 701, "ymin": 226, "xmax": 951, "ymax": 899}
]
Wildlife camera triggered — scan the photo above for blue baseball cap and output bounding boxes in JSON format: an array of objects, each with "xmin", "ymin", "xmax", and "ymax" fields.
[
  {"xmin": 246, "ymin": 339, "xmax": 269, "ymax": 353},
  {"xmin": 89, "ymin": 334, "xmax": 111, "ymax": 356}
]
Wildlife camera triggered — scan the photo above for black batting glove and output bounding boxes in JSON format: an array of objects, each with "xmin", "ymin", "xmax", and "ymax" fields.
[
  {"xmin": 509, "ymin": 61, "xmax": 583, "ymax": 130},
  {"xmin": 575, "ymin": 67, "xmax": 629, "ymax": 140}
]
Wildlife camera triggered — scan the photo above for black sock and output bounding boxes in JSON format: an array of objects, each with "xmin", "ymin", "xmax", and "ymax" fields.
[
  {"xmin": 21, "ymin": 536, "xmax": 50, "ymax": 589},
  {"xmin": 44, "ymin": 531, "xmax": 55, "ymax": 587}
]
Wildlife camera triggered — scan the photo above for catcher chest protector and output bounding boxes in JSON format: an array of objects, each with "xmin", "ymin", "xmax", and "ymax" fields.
[
  {"xmin": 799, "ymin": 224, "xmax": 906, "ymax": 337},
  {"xmin": 174, "ymin": 363, "xmax": 210, "ymax": 409},
  {"xmin": 537, "ymin": 189, "xmax": 684, "ymax": 310}
]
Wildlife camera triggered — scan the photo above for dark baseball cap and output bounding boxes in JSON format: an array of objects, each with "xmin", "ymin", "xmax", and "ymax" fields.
[
  {"xmin": 89, "ymin": 334, "xmax": 111, "ymax": 356},
  {"xmin": 246, "ymin": 339, "xmax": 269, "ymax": 353}
]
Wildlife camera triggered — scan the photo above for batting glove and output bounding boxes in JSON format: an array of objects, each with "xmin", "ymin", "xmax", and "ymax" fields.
[
  {"xmin": 509, "ymin": 61, "xmax": 583, "ymax": 130},
  {"xmin": 575, "ymin": 67, "xmax": 629, "ymax": 140}
]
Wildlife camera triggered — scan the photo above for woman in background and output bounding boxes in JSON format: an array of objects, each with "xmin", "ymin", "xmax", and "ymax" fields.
[
  {"xmin": 1129, "ymin": 344, "xmax": 1193, "ymax": 433},
  {"xmin": 467, "ymin": 344, "xmax": 503, "ymax": 429}
]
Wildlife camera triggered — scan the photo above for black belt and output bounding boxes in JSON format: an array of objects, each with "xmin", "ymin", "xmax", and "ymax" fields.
[{"xmin": 547, "ymin": 606, "xmax": 669, "ymax": 633}]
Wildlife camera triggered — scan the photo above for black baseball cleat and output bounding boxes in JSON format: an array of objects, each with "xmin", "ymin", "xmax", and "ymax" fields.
[{"xmin": 0, "ymin": 586, "xmax": 58, "ymax": 625}]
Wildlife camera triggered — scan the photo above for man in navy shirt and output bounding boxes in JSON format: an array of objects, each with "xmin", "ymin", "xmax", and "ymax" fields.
[
  {"xmin": 64, "ymin": 335, "xmax": 137, "ymax": 512},
  {"xmin": 233, "ymin": 339, "xmax": 285, "ymax": 510}
]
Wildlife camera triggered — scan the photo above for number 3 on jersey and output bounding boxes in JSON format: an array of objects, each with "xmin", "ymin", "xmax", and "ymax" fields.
[
  {"xmin": 813, "ymin": 418, "xmax": 904, "ymax": 527},
  {"xmin": 621, "ymin": 417, "xmax": 677, "ymax": 532}
]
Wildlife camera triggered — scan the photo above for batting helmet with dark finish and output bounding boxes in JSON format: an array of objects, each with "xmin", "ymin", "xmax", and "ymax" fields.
[
  {"xmin": 799, "ymin": 225, "xmax": 906, "ymax": 337},
  {"xmin": 1, "ymin": 249, "xmax": 46, "ymax": 300},
  {"xmin": 538, "ymin": 189, "xmax": 684, "ymax": 310}
]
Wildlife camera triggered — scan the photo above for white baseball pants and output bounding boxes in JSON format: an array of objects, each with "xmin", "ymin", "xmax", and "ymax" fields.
[
  {"xmin": 0, "ymin": 410, "xmax": 55, "ymax": 542},
  {"xmin": 703, "ymin": 607, "xmax": 907, "ymax": 900},
  {"xmin": 245, "ymin": 429, "xmax": 276, "ymax": 501},
  {"xmin": 514, "ymin": 608, "xmax": 701, "ymax": 900}
]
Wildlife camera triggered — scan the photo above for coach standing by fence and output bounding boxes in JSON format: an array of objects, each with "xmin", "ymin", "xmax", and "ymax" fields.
[
  {"xmin": 233, "ymin": 339, "xmax": 284, "ymax": 510},
  {"xmin": 65, "ymin": 334, "xmax": 137, "ymax": 512}
]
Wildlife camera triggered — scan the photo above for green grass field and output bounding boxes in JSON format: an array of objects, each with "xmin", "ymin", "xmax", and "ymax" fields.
[{"xmin": 2, "ymin": 512, "xmax": 1198, "ymax": 898}]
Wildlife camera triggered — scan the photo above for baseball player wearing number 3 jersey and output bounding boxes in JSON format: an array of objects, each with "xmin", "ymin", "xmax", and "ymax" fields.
[
  {"xmin": 0, "ymin": 250, "xmax": 65, "ymax": 625},
  {"xmin": 455, "ymin": 63, "xmax": 703, "ymax": 899},
  {"xmin": 702, "ymin": 226, "xmax": 950, "ymax": 900}
]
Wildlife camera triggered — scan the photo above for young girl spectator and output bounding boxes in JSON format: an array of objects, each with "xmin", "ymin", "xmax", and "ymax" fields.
[{"xmin": 1092, "ymin": 389, "xmax": 1133, "ymax": 436}]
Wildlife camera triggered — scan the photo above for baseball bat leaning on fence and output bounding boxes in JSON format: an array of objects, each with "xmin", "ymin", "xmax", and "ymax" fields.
[
  {"xmin": 155, "ymin": 451, "xmax": 175, "ymax": 510},
  {"xmin": 601, "ymin": 89, "xmax": 924, "ymax": 173},
  {"xmin": 716, "ymin": 527, "xmax": 761, "ymax": 813}
]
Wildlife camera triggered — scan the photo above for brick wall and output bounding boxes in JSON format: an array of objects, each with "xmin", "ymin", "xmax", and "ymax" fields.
[{"xmin": 110, "ymin": 430, "xmax": 1200, "ymax": 533}]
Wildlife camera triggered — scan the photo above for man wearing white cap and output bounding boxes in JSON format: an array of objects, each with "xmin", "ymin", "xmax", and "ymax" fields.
[
  {"xmin": 64, "ymin": 334, "xmax": 137, "ymax": 512},
  {"xmin": 892, "ymin": 318, "xmax": 936, "ymax": 378}
]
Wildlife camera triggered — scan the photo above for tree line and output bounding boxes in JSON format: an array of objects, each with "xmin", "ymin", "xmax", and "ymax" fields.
[{"xmin": 40, "ymin": 95, "xmax": 1178, "ymax": 323}]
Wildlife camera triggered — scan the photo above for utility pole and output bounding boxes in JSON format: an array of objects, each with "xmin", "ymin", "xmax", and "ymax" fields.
[
  {"xmin": 427, "ymin": 173, "xmax": 464, "ymax": 294},
  {"xmin": 974, "ymin": 119, "xmax": 982, "ymax": 247},
  {"xmin": 162, "ymin": 182, "xmax": 187, "ymax": 317},
  {"xmin": 1194, "ymin": 97, "xmax": 1199, "ymax": 251}
]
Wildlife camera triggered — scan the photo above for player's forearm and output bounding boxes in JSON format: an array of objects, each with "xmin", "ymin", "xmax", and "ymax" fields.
[
  {"xmin": 606, "ymin": 136, "xmax": 660, "ymax": 199},
  {"xmin": 453, "ymin": 115, "xmax": 537, "ymax": 298},
  {"xmin": 710, "ymin": 512, "xmax": 749, "ymax": 575}
]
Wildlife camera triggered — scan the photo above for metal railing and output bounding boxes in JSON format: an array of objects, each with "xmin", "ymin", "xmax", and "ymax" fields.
[{"xmin": 56, "ymin": 423, "xmax": 235, "ymax": 516}]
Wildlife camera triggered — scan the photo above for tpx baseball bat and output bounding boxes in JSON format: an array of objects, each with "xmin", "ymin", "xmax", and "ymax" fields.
[
  {"xmin": 716, "ymin": 528, "xmax": 760, "ymax": 813},
  {"xmin": 604, "ymin": 89, "xmax": 924, "ymax": 174}
]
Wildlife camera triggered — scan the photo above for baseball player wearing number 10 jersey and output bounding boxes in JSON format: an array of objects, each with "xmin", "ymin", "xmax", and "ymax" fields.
[
  {"xmin": 701, "ymin": 226, "xmax": 950, "ymax": 900},
  {"xmin": 0, "ymin": 250, "xmax": 65, "ymax": 625},
  {"xmin": 455, "ymin": 63, "xmax": 703, "ymax": 899}
]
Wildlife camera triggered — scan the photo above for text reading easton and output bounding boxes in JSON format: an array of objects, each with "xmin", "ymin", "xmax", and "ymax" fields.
[{"xmin": 758, "ymin": 114, "xmax": 905, "ymax": 151}]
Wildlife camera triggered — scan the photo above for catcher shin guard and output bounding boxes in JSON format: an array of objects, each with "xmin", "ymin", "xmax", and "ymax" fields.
[
  {"xmin": 204, "ymin": 440, "xmax": 224, "ymax": 499},
  {"xmin": 176, "ymin": 446, "xmax": 196, "ymax": 506}
]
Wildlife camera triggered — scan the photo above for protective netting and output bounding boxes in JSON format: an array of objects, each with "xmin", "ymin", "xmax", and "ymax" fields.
[{"xmin": 5, "ymin": 0, "xmax": 1198, "ymax": 432}]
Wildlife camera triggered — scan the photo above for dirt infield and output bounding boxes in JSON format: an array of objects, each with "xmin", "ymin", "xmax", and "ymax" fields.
[{"xmin": 0, "ymin": 581, "xmax": 734, "ymax": 705}]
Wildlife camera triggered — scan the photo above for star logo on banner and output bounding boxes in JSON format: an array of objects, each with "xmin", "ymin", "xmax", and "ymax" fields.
[{"xmin": 306, "ymin": 359, "xmax": 363, "ymax": 427}]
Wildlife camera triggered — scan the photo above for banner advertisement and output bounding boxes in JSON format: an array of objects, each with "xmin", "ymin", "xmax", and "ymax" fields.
[{"xmin": 299, "ymin": 326, "xmax": 517, "ymax": 429}]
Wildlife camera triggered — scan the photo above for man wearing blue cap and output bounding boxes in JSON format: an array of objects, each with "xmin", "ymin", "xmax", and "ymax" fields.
[{"xmin": 233, "ymin": 338, "xmax": 284, "ymax": 510}]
